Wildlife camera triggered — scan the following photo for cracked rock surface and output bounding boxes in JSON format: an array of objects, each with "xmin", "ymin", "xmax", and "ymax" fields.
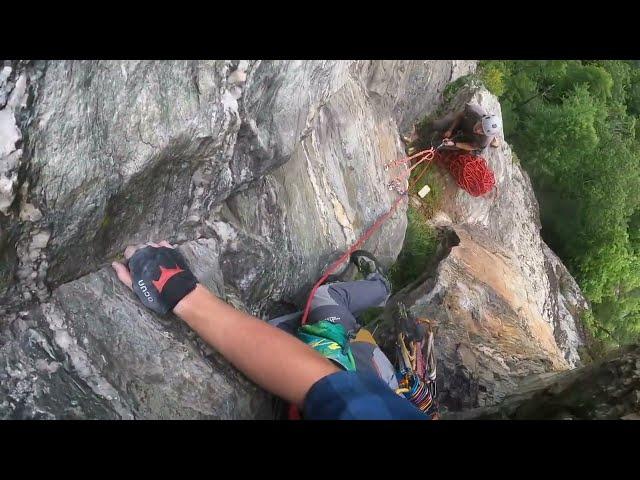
[
  {"xmin": 0, "ymin": 60, "xmax": 474, "ymax": 419},
  {"xmin": 382, "ymin": 85, "xmax": 589, "ymax": 413}
]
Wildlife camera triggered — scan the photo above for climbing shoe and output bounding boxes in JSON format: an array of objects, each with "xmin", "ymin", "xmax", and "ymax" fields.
[
  {"xmin": 319, "ymin": 260, "xmax": 357, "ymax": 286},
  {"xmin": 350, "ymin": 250, "xmax": 384, "ymax": 277},
  {"xmin": 350, "ymin": 249, "xmax": 392, "ymax": 293}
]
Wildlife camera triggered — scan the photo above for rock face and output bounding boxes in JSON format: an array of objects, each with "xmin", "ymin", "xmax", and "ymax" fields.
[
  {"xmin": 448, "ymin": 344, "xmax": 640, "ymax": 420},
  {"xmin": 0, "ymin": 239, "xmax": 274, "ymax": 419},
  {"xmin": 388, "ymin": 85, "xmax": 589, "ymax": 412},
  {"xmin": 0, "ymin": 60, "xmax": 475, "ymax": 419}
]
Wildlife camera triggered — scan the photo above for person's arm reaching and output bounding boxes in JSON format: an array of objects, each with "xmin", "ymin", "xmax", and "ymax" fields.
[
  {"xmin": 451, "ymin": 141, "xmax": 478, "ymax": 151},
  {"xmin": 112, "ymin": 241, "xmax": 339, "ymax": 408},
  {"xmin": 442, "ymin": 111, "xmax": 464, "ymax": 138},
  {"xmin": 441, "ymin": 139, "xmax": 479, "ymax": 151},
  {"xmin": 174, "ymin": 285, "xmax": 340, "ymax": 406}
]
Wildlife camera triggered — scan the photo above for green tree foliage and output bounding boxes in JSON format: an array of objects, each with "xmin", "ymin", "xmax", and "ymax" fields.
[
  {"xmin": 479, "ymin": 60, "xmax": 640, "ymax": 349},
  {"xmin": 478, "ymin": 61, "xmax": 507, "ymax": 97}
]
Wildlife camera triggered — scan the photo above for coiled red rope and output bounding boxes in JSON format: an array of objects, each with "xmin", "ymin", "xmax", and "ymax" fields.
[{"xmin": 440, "ymin": 151, "xmax": 495, "ymax": 197}]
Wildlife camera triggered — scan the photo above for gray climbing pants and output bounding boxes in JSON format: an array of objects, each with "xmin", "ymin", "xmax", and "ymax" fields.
[{"xmin": 269, "ymin": 273, "xmax": 398, "ymax": 390}]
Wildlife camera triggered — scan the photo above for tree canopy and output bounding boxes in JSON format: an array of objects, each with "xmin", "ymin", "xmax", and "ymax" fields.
[{"xmin": 480, "ymin": 60, "xmax": 640, "ymax": 348}]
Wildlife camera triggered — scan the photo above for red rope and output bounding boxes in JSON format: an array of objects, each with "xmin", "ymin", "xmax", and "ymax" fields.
[
  {"xmin": 300, "ymin": 194, "xmax": 407, "ymax": 325},
  {"xmin": 386, "ymin": 148, "xmax": 437, "ymax": 193},
  {"xmin": 441, "ymin": 152, "xmax": 495, "ymax": 197},
  {"xmin": 292, "ymin": 146, "xmax": 493, "ymax": 420},
  {"xmin": 410, "ymin": 159, "xmax": 433, "ymax": 189},
  {"xmin": 301, "ymin": 147, "xmax": 496, "ymax": 327},
  {"xmin": 300, "ymin": 148, "xmax": 441, "ymax": 326},
  {"xmin": 385, "ymin": 147, "xmax": 434, "ymax": 170}
]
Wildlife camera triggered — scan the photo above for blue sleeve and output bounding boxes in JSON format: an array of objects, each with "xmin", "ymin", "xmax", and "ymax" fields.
[{"xmin": 303, "ymin": 371, "xmax": 430, "ymax": 420}]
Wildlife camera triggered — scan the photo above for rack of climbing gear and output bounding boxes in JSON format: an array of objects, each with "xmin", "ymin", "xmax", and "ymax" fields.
[{"xmin": 394, "ymin": 303, "xmax": 439, "ymax": 419}]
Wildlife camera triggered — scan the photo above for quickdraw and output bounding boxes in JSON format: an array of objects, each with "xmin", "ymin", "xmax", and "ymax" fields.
[
  {"xmin": 384, "ymin": 144, "xmax": 442, "ymax": 195},
  {"xmin": 394, "ymin": 304, "xmax": 439, "ymax": 419}
]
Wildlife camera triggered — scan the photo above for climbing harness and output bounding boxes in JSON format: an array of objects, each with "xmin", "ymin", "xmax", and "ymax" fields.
[{"xmin": 394, "ymin": 303, "xmax": 439, "ymax": 419}]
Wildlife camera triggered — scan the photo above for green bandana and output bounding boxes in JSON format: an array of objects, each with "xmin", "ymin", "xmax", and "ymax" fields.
[{"xmin": 297, "ymin": 320, "xmax": 356, "ymax": 372}]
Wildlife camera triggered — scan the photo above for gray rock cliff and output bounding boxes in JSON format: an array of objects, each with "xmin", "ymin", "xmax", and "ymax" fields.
[
  {"xmin": 1, "ymin": 60, "xmax": 475, "ymax": 419},
  {"xmin": 1, "ymin": 61, "xmax": 592, "ymax": 419},
  {"xmin": 383, "ymin": 84, "xmax": 589, "ymax": 412}
]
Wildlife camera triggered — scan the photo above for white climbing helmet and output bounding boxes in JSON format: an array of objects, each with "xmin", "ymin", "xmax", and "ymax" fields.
[{"xmin": 481, "ymin": 114, "xmax": 502, "ymax": 136}]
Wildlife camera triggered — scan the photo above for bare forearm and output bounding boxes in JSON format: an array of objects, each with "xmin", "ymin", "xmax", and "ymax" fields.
[
  {"xmin": 454, "ymin": 142, "xmax": 477, "ymax": 151},
  {"xmin": 174, "ymin": 285, "xmax": 339, "ymax": 407},
  {"xmin": 446, "ymin": 112, "xmax": 464, "ymax": 132}
]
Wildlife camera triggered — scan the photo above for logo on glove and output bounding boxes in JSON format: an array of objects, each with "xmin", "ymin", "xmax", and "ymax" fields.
[
  {"xmin": 136, "ymin": 267, "xmax": 183, "ymax": 303},
  {"xmin": 137, "ymin": 279, "xmax": 154, "ymax": 303},
  {"xmin": 152, "ymin": 265, "xmax": 185, "ymax": 293}
]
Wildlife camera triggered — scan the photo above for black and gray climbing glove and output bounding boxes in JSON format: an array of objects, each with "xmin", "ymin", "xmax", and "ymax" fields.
[{"xmin": 128, "ymin": 246, "xmax": 198, "ymax": 315}]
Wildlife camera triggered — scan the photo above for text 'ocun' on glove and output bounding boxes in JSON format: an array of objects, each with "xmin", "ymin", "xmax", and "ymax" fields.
[{"xmin": 127, "ymin": 246, "xmax": 198, "ymax": 315}]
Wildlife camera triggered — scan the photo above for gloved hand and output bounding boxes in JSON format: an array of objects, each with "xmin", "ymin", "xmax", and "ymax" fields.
[{"xmin": 112, "ymin": 241, "xmax": 198, "ymax": 315}]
